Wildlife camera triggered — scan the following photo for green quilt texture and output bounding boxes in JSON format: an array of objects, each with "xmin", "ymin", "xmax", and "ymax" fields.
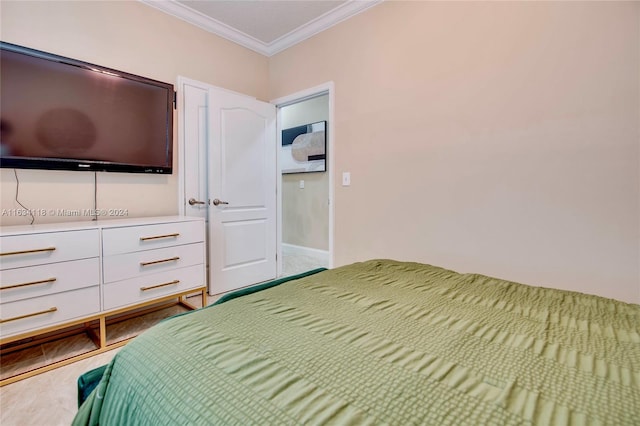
[{"xmin": 73, "ymin": 260, "xmax": 640, "ymax": 425}]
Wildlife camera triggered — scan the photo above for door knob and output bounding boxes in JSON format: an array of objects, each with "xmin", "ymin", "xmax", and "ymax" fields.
[
  {"xmin": 212, "ymin": 198, "xmax": 229, "ymax": 206},
  {"xmin": 188, "ymin": 198, "xmax": 206, "ymax": 206}
]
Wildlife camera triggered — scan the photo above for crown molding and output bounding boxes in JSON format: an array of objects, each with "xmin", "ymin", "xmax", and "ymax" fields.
[
  {"xmin": 140, "ymin": 0, "xmax": 270, "ymax": 55},
  {"xmin": 139, "ymin": 0, "xmax": 382, "ymax": 57},
  {"xmin": 267, "ymin": 1, "xmax": 382, "ymax": 56}
]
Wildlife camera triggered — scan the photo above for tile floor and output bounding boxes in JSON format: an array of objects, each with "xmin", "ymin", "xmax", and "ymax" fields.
[
  {"xmin": 281, "ymin": 247, "xmax": 329, "ymax": 277},
  {"xmin": 1, "ymin": 346, "xmax": 121, "ymax": 426}
]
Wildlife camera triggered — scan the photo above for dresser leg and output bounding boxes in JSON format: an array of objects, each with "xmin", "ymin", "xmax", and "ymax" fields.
[{"xmin": 99, "ymin": 316, "xmax": 106, "ymax": 348}]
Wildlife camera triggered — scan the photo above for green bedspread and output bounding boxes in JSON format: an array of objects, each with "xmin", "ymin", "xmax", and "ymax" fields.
[{"xmin": 73, "ymin": 260, "xmax": 640, "ymax": 425}]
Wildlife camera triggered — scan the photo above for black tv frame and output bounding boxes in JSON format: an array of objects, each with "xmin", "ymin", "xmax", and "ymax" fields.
[{"xmin": 0, "ymin": 42, "xmax": 175, "ymax": 174}]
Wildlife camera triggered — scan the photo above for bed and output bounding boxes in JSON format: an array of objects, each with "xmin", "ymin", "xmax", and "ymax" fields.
[{"xmin": 73, "ymin": 259, "xmax": 640, "ymax": 425}]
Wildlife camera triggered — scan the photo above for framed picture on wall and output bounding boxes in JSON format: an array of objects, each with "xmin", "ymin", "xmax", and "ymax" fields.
[{"xmin": 281, "ymin": 121, "xmax": 326, "ymax": 174}]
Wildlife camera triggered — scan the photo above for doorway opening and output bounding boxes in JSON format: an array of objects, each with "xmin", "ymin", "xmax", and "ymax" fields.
[
  {"xmin": 178, "ymin": 78, "xmax": 334, "ymax": 290},
  {"xmin": 273, "ymin": 83, "xmax": 335, "ymax": 277}
]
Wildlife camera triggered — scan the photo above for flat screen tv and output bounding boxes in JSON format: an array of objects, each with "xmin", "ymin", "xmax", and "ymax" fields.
[{"xmin": 0, "ymin": 42, "xmax": 174, "ymax": 174}]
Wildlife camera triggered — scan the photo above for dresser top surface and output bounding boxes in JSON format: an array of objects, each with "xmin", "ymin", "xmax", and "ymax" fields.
[{"xmin": 0, "ymin": 216, "xmax": 204, "ymax": 236}]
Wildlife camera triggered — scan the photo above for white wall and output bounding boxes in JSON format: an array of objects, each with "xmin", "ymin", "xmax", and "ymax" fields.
[{"xmin": 269, "ymin": 1, "xmax": 640, "ymax": 303}]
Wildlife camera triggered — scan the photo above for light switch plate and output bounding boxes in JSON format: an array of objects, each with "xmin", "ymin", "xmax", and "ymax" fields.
[
  {"xmin": 299, "ymin": 180, "xmax": 305, "ymax": 189},
  {"xmin": 342, "ymin": 172, "xmax": 351, "ymax": 186}
]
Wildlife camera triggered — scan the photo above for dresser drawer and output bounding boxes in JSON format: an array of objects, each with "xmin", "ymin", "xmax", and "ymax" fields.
[
  {"xmin": 0, "ymin": 286, "xmax": 100, "ymax": 339},
  {"xmin": 102, "ymin": 221, "xmax": 204, "ymax": 256},
  {"xmin": 103, "ymin": 264, "xmax": 204, "ymax": 311},
  {"xmin": 0, "ymin": 229, "xmax": 99, "ymax": 270},
  {"xmin": 0, "ymin": 258, "xmax": 100, "ymax": 304},
  {"xmin": 103, "ymin": 243, "xmax": 204, "ymax": 284}
]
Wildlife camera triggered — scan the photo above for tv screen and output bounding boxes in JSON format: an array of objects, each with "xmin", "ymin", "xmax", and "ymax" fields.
[{"xmin": 0, "ymin": 42, "xmax": 174, "ymax": 174}]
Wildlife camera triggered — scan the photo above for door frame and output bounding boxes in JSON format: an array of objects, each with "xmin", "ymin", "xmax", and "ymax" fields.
[
  {"xmin": 177, "ymin": 75, "xmax": 209, "ymax": 217},
  {"xmin": 177, "ymin": 78, "xmax": 335, "ymax": 279},
  {"xmin": 271, "ymin": 82, "xmax": 336, "ymax": 275}
]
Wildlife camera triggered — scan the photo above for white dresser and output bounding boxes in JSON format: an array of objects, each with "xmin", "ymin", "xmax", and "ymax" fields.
[
  {"xmin": 0, "ymin": 228, "xmax": 101, "ymax": 338},
  {"xmin": 101, "ymin": 219, "xmax": 205, "ymax": 311},
  {"xmin": 0, "ymin": 216, "xmax": 206, "ymax": 384}
]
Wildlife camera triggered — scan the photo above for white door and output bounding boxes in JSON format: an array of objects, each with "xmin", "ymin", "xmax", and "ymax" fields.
[
  {"xmin": 208, "ymin": 88, "xmax": 277, "ymax": 294},
  {"xmin": 179, "ymin": 78, "xmax": 209, "ymax": 218}
]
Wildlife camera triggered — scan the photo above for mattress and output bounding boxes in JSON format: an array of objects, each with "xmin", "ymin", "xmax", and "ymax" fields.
[{"xmin": 73, "ymin": 259, "xmax": 640, "ymax": 425}]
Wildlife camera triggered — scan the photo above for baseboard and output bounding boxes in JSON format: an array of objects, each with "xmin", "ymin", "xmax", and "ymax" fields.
[{"xmin": 282, "ymin": 243, "xmax": 329, "ymax": 264}]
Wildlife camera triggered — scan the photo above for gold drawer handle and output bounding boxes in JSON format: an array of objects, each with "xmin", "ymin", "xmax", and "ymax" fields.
[
  {"xmin": 0, "ymin": 277, "xmax": 57, "ymax": 291},
  {"xmin": 140, "ymin": 280, "xmax": 180, "ymax": 292},
  {"xmin": 0, "ymin": 247, "xmax": 56, "ymax": 257},
  {"xmin": 140, "ymin": 233, "xmax": 180, "ymax": 241},
  {"xmin": 0, "ymin": 307, "xmax": 57, "ymax": 324},
  {"xmin": 140, "ymin": 256, "xmax": 180, "ymax": 267}
]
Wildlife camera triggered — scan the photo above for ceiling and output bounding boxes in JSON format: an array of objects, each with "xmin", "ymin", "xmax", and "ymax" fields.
[{"xmin": 141, "ymin": 0, "xmax": 381, "ymax": 57}]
